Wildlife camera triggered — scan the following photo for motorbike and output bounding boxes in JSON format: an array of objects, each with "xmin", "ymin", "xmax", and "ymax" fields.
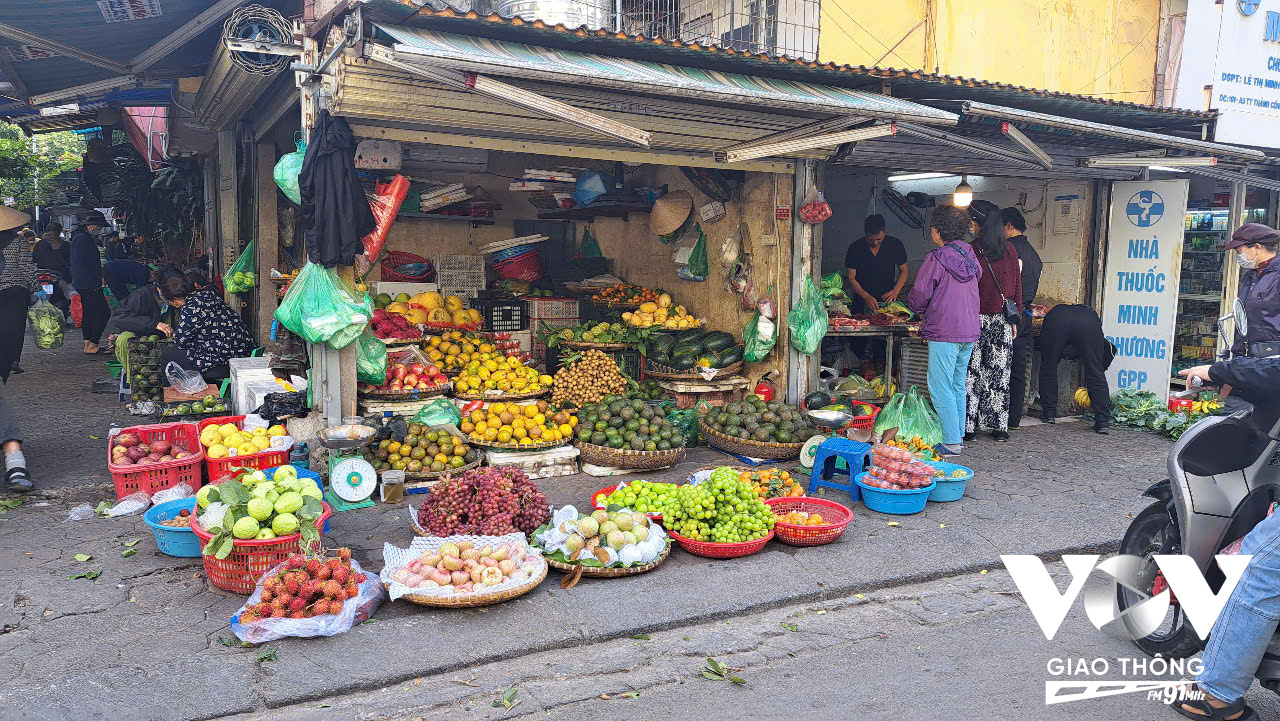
[
  {"xmin": 1117, "ymin": 300, "xmax": 1280, "ymax": 691},
  {"xmin": 35, "ymin": 267, "xmax": 71, "ymax": 319}
]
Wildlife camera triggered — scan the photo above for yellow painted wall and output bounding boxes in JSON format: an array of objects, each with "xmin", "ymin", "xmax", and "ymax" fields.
[{"xmin": 818, "ymin": 0, "xmax": 1159, "ymax": 102}]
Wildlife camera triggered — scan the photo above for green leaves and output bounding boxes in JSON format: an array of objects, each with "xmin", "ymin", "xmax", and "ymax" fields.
[
  {"xmin": 217, "ymin": 479, "xmax": 250, "ymax": 508},
  {"xmin": 780, "ymin": 622, "xmax": 799, "ymax": 632},
  {"xmin": 298, "ymin": 496, "xmax": 323, "ymax": 522},
  {"xmin": 121, "ymin": 548, "xmax": 137, "ymax": 558},
  {"xmin": 218, "ymin": 636, "xmax": 250, "ymax": 648},
  {"xmin": 68, "ymin": 570, "xmax": 101, "ymax": 581},
  {"xmin": 123, "ymin": 539, "xmax": 140, "ymax": 548},
  {"xmin": 702, "ymin": 657, "xmax": 746, "ymax": 684},
  {"xmin": 73, "ymin": 554, "xmax": 92, "ymax": 562},
  {"xmin": 215, "ymin": 536, "xmax": 234, "ymax": 560},
  {"xmin": 257, "ymin": 647, "xmax": 277, "ymax": 663},
  {"xmin": 492, "ymin": 687, "xmax": 519, "ymax": 710},
  {"xmin": 0, "ymin": 498, "xmax": 23, "ymax": 514}
]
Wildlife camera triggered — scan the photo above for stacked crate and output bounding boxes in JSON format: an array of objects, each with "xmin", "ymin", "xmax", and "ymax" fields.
[{"xmin": 526, "ymin": 297, "xmax": 580, "ymax": 369}]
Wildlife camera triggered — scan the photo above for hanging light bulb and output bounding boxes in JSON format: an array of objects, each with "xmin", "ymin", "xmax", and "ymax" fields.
[{"xmin": 953, "ymin": 176, "xmax": 973, "ymax": 208}]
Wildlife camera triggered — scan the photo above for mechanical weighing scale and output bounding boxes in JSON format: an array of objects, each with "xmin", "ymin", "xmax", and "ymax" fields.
[{"xmin": 317, "ymin": 421, "xmax": 378, "ymax": 511}]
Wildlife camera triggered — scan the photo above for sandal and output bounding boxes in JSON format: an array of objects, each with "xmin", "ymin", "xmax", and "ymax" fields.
[
  {"xmin": 4, "ymin": 467, "xmax": 32, "ymax": 494},
  {"xmin": 1174, "ymin": 690, "xmax": 1254, "ymax": 721}
]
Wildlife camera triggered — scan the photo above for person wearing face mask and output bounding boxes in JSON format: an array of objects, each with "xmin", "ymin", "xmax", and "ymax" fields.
[{"xmin": 1226, "ymin": 223, "xmax": 1280, "ymax": 360}]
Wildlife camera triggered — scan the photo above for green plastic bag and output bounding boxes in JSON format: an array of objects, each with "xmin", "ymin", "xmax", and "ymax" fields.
[
  {"xmin": 412, "ymin": 398, "xmax": 462, "ymax": 427},
  {"xmin": 273, "ymin": 133, "xmax": 305, "ymax": 205},
  {"xmin": 28, "ymin": 297, "xmax": 64, "ymax": 349},
  {"xmin": 743, "ymin": 310, "xmax": 776, "ymax": 362},
  {"xmin": 355, "ymin": 328, "xmax": 387, "ymax": 384},
  {"xmin": 223, "ymin": 239, "xmax": 256, "ymax": 294},
  {"xmin": 820, "ymin": 272, "xmax": 850, "ymax": 303},
  {"xmin": 274, "ymin": 262, "xmax": 372, "ymax": 349},
  {"xmin": 580, "ymin": 226, "xmax": 602, "ymax": 258},
  {"xmin": 786, "ymin": 275, "xmax": 828, "ymax": 355},
  {"xmin": 687, "ymin": 223, "xmax": 709, "ymax": 279},
  {"xmin": 872, "ymin": 387, "xmax": 943, "ymax": 448}
]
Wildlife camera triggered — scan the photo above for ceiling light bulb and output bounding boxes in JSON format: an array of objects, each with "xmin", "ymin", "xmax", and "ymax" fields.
[{"xmin": 953, "ymin": 177, "xmax": 973, "ymax": 208}]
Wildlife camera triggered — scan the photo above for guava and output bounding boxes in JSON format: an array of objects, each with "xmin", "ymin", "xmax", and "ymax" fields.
[
  {"xmin": 271, "ymin": 512, "xmax": 299, "ymax": 535},
  {"xmin": 575, "ymin": 516, "xmax": 599, "ymax": 538},
  {"xmin": 299, "ymin": 483, "xmax": 322, "ymax": 500},
  {"xmin": 246, "ymin": 497, "xmax": 274, "ymax": 522},
  {"xmin": 196, "ymin": 485, "xmax": 219, "ymax": 509},
  {"xmin": 232, "ymin": 516, "xmax": 260, "ymax": 539},
  {"xmin": 274, "ymin": 491, "xmax": 303, "ymax": 515},
  {"xmin": 251, "ymin": 482, "xmax": 275, "ymax": 499},
  {"xmin": 256, "ymin": 528, "xmax": 276, "ymax": 540},
  {"xmin": 606, "ymin": 530, "xmax": 626, "ymax": 550}
]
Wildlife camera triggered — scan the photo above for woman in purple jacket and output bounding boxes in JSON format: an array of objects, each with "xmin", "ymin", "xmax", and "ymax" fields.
[{"xmin": 907, "ymin": 205, "xmax": 982, "ymax": 457}]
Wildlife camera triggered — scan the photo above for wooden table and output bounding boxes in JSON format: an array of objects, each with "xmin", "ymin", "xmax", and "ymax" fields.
[{"xmin": 823, "ymin": 324, "xmax": 912, "ymax": 404}]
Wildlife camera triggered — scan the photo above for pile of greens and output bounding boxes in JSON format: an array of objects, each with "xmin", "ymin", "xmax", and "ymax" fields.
[
  {"xmin": 538, "ymin": 321, "xmax": 653, "ymax": 351},
  {"xmin": 1108, "ymin": 389, "xmax": 1218, "ymax": 441}
]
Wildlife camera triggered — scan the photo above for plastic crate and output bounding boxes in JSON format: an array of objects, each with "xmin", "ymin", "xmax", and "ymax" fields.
[
  {"xmin": 197, "ymin": 415, "xmax": 291, "ymax": 483},
  {"xmin": 190, "ymin": 500, "xmax": 331, "ymax": 594},
  {"xmin": 107, "ymin": 423, "xmax": 205, "ymax": 500},
  {"xmin": 472, "ymin": 298, "xmax": 529, "ymax": 332},
  {"xmin": 526, "ymin": 297, "xmax": 579, "ymax": 321},
  {"xmin": 381, "ymin": 251, "xmax": 433, "ymax": 282},
  {"xmin": 143, "ymin": 497, "xmax": 202, "ymax": 557},
  {"xmin": 432, "ymin": 254, "xmax": 485, "ymax": 291}
]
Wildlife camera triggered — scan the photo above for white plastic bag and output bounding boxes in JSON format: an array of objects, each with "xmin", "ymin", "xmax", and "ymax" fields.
[
  {"xmin": 66, "ymin": 503, "xmax": 96, "ymax": 521},
  {"xmin": 107, "ymin": 491, "xmax": 151, "ymax": 517},
  {"xmin": 151, "ymin": 483, "xmax": 194, "ymax": 506},
  {"xmin": 165, "ymin": 361, "xmax": 205, "ymax": 395},
  {"xmin": 230, "ymin": 558, "xmax": 385, "ymax": 643}
]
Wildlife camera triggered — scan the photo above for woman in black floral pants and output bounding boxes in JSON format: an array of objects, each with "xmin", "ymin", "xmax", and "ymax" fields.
[{"xmin": 965, "ymin": 201, "xmax": 1023, "ymax": 442}]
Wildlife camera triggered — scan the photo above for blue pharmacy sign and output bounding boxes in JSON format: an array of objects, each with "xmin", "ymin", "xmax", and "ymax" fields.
[
  {"xmin": 1240, "ymin": 0, "xmax": 1260, "ymax": 17},
  {"xmin": 1102, "ymin": 180, "xmax": 1190, "ymax": 403}
]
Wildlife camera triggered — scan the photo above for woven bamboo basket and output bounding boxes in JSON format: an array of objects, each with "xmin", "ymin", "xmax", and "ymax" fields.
[
  {"xmin": 469, "ymin": 436, "xmax": 571, "ymax": 452},
  {"xmin": 574, "ymin": 441, "xmax": 685, "ymax": 470},
  {"xmin": 645, "ymin": 359, "xmax": 744, "ymax": 381},
  {"xmin": 384, "ymin": 562, "xmax": 547, "ymax": 608},
  {"xmin": 589, "ymin": 299, "xmax": 642, "ymax": 311},
  {"xmin": 452, "ymin": 388, "xmax": 549, "ymax": 402},
  {"xmin": 357, "ymin": 381, "xmax": 452, "ymax": 401},
  {"xmin": 544, "ymin": 541, "xmax": 671, "ymax": 578},
  {"xmin": 699, "ymin": 420, "xmax": 804, "ymax": 460},
  {"xmin": 390, "ymin": 456, "xmax": 482, "ymax": 482},
  {"xmin": 559, "ymin": 340, "xmax": 632, "ymax": 351}
]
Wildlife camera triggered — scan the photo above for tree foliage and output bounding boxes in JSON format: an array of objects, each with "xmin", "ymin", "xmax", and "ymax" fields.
[{"xmin": 0, "ymin": 122, "xmax": 83, "ymax": 209}]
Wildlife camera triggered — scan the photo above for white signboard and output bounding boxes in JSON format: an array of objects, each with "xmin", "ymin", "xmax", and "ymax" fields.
[
  {"xmin": 1102, "ymin": 180, "xmax": 1189, "ymax": 403},
  {"xmin": 1175, "ymin": 0, "xmax": 1280, "ymax": 146}
]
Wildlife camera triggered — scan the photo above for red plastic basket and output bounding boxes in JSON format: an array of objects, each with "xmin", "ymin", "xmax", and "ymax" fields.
[
  {"xmin": 666, "ymin": 528, "xmax": 773, "ymax": 559},
  {"xmin": 381, "ymin": 250, "xmax": 433, "ymax": 282},
  {"xmin": 848, "ymin": 404, "xmax": 880, "ymax": 431},
  {"xmin": 107, "ymin": 423, "xmax": 205, "ymax": 500},
  {"xmin": 197, "ymin": 416, "xmax": 290, "ymax": 483},
  {"xmin": 764, "ymin": 497, "xmax": 853, "ymax": 546},
  {"xmin": 494, "ymin": 250, "xmax": 543, "ymax": 281},
  {"xmin": 591, "ymin": 483, "xmax": 665, "ymax": 522},
  {"xmin": 190, "ymin": 501, "xmax": 332, "ymax": 594}
]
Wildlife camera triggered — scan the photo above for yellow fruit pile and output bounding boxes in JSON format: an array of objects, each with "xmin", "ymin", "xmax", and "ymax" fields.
[
  {"xmin": 387, "ymin": 292, "xmax": 483, "ymax": 326},
  {"xmin": 454, "ymin": 353, "xmax": 554, "ymax": 396},
  {"xmin": 199, "ymin": 422, "xmax": 286, "ymax": 460},
  {"xmin": 461, "ymin": 401, "xmax": 577, "ymax": 445},
  {"xmin": 425, "ymin": 331, "xmax": 497, "ymax": 373},
  {"xmin": 622, "ymin": 293, "xmax": 703, "ymax": 329}
]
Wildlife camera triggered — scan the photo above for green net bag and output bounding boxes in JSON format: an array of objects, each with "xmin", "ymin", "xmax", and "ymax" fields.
[{"xmin": 223, "ymin": 239, "xmax": 256, "ymax": 294}]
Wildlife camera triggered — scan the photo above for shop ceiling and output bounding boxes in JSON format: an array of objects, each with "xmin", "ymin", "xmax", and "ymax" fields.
[{"xmin": 0, "ymin": 0, "xmax": 293, "ymax": 133}]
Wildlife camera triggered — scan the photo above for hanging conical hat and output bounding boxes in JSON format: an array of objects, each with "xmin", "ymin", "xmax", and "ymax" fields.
[
  {"xmin": 649, "ymin": 190, "xmax": 693, "ymax": 236},
  {"xmin": 0, "ymin": 206, "xmax": 30, "ymax": 232}
]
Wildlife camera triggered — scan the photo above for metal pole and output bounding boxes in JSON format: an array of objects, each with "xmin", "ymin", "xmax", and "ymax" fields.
[
  {"xmin": 1221, "ymin": 179, "xmax": 1247, "ymax": 357},
  {"xmin": 615, "ymin": 0, "xmax": 622, "ymax": 33},
  {"xmin": 31, "ymin": 136, "xmax": 37, "ymax": 223}
]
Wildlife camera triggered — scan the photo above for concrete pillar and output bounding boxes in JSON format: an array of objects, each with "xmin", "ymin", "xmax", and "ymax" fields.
[{"xmin": 255, "ymin": 142, "xmax": 279, "ymax": 344}]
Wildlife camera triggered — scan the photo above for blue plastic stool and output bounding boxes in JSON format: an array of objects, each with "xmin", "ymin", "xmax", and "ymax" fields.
[{"xmin": 808, "ymin": 437, "xmax": 871, "ymax": 501}]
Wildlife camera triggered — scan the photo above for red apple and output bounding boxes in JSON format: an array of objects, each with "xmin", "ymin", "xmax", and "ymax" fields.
[
  {"xmin": 409, "ymin": 362, "xmax": 425, "ymax": 376},
  {"xmin": 417, "ymin": 381, "xmax": 431, "ymax": 389},
  {"xmin": 403, "ymin": 374, "xmax": 418, "ymax": 386},
  {"xmin": 389, "ymin": 381, "xmax": 403, "ymax": 391},
  {"xmin": 424, "ymin": 365, "xmax": 440, "ymax": 377},
  {"xmin": 392, "ymin": 365, "xmax": 407, "ymax": 381}
]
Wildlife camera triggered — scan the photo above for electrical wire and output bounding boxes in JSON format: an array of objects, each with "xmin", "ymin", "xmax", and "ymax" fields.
[
  {"xmin": 822, "ymin": 2, "xmax": 914, "ymax": 67},
  {"xmin": 1072, "ymin": 18, "xmax": 1160, "ymax": 93}
]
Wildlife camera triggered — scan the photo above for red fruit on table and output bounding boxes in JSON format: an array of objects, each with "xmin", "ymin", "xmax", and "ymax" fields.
[
  {"xmin": 409, "ymin": 363, "xmax": 425, "ymax": 375},
  {"xmin": 417, "ymin": 381, "xmax": 431, "ymax": 390},
  {"xmin": 392, "ymin": 365, "xmax": 407, "ymax": 380},
  {"xmin": 424, "ymin": 365, "xmax": 440, "ymax": 377},
  {"xmin": 402, "ymin": 374, "xmax": 418, "ymax": 386},
  {"xmin": 389, "ymin": 382, "xmax": 402, "ymax": 391}
]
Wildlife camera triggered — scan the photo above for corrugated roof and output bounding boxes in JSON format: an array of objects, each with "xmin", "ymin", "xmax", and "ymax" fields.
[{"xmin": 353, "ymin": 1, "xmax": 1214, "ymax": 132}]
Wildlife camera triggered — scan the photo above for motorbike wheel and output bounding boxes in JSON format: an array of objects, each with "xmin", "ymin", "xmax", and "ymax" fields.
[{"xmin": 1117, "ymin": 501, "xmax": 1203, "ymax": 659}]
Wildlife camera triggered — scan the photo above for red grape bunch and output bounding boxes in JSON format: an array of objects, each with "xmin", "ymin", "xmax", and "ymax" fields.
[{"xmin": 417, "ymin": 466, "xmax": 550, "ymax": 536}]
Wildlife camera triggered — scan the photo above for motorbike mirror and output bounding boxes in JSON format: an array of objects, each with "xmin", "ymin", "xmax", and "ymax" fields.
[{"xmin": 1234, "ymin": 297, "xmax": 1248, "ymax": 337}]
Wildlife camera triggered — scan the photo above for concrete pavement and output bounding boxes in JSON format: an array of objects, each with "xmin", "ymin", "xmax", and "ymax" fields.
[{"xmin": 0, "ymin": 331, "xmax": 1180, "ymax": 720}]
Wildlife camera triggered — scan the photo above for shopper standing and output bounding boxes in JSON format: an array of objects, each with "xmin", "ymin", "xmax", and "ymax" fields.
[
  {"xmin": 965, "ymin": 200, "xmax": 1023, "ymax": 442},
  {"xmin": 0, "ymin": 206, "xmax": 36, "ymax": 491},
  {"xmin": 1001, "ymin": 207, "xmax": 1042, "ymax": 430},
  {"xmin": 906, "ymin": 205, "xmax": 981, "ymax": 457},
  {"xmin": 1038, "ymin": 304, "xmax": 1116, "ymax": 433},
  {"xmin": 70, "ymin": 210, "xmax": 109, "ymax": 354},
  {"xmin": 1226, "ymin": 223, "xmax": 1280, "ymax": 358}
]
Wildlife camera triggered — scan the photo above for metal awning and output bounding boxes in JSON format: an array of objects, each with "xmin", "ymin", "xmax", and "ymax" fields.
[{"xmin": 372, "ymin": 24, "xmax": 957, "ymax": 126}]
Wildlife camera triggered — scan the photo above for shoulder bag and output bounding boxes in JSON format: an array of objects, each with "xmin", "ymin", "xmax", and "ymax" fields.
[{"xmin": 981, "ymin": 253, "xmax": 1021, "ymax": 326}]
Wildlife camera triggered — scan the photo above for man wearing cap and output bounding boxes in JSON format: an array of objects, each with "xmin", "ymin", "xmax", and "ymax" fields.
[
  {"xmin": 0, "ymin": 206, "xmax": 38, "ymax": 491},
  {"xmin": 1227, "ymin": 223, "xmax": 1280, "ymax": 360},
  {"xmin": 70, "ymin": 210, "xmax": 109, "ymax": 354}
]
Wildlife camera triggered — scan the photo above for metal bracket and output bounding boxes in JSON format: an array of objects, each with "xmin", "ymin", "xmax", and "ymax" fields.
[
  {"xmin": 226, "ymin": 37, "xmax": 303, "ymax": 57},
  {"xmin": 291, "ymin": 10, "xmax": 360, "ymax": 82}
]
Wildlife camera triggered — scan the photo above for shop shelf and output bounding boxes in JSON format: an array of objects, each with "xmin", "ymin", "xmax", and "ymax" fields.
[
  {"xmin": 537, "ymin": 202, "xmax": 651, "ymax": 221},
  {"xmin": 396, "ymin": 210, "xmax": 496, "ymax": 226}
]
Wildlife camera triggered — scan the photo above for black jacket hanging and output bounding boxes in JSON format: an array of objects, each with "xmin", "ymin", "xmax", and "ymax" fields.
[{"xmin": 299, "ymin": 110, "xmax": 375, "ymax": 267}]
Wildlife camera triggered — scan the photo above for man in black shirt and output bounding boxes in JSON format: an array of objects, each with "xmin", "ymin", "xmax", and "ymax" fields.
[
  {"xmin": 845, "ymin": 214, "xmax": 908, "ymax": 314},
  {"xmin": 1001, "ymin": 207, "xmax": 1043, "ymax": 429}
]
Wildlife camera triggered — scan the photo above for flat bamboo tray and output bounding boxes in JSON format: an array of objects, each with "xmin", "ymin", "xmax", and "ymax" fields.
[
  {"xmin": 384, "ymin": 562, "xmax": 547, "ymax": 608},
  {"xmin": 470, "ymin": 436, "xmax": 571, "ymax": 452},
  {"xmin": 389, "ymin": 456, "xmax": 483, "ymax": 481},
  {"xmin": 452, "ymin": 388, "xmax": 549, "ymax": 402},
  {"xmin": 574, "ymin": 441, "xmax": 685, "ymax": 470},
  {"xmin": 545, "ymin": 541, "xmax": 670, "ymax": 578},
  {"xmin": 357, "ymin": 381, "xmax": 451, "ymax": 401},
  {"xmin": 645, "ymin": 358, "xmax": 743, "ymax": 381},
  {"xmin": 700, "ymin": 420, "xmax": 804, "ymax": 460}
]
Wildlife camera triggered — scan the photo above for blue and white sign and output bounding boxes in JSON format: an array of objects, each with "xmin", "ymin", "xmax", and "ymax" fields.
[
  {"xmin": 1240, "ymin": 0, "xmax": 1261, "ymax": 17},
  {"xmin": 1102, "ymin": 180, "xmax": 1189, "ymax": 403}
]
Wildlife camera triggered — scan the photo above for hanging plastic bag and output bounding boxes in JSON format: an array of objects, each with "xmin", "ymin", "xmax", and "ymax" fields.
[
  {"xmin": 230, "ymin": 558, "xmax": 385, "ymax": 643},
  {"xmin": 905, "ymin": 387, "xmax": 944, "ymax": 448},
  {"xmin": 580, "ymin": 226, "xmax": 602, "ymax": 258},
  {"xmin": 362, "ymin": 174, "xmax": 410, "ymax": 263},
  {"xmin": 873, "ymin": 392, "xmax": 907, "ymax": 437},
  {"xmin": 165, "ymin": 361, "xmax": 206, "ymax": 394},
  {"xmin": 411, "ymin": 398, "xmax": 462, "ymax": 427},
  {"xmin": 355, "ymin": 328, "xmax": 388, "ymax": 385},
  {"xmin": 273, "ymin": 133, "xmax": 306, "ymax": 205},
  {"xmin": 572, "ymin": 171, "xmax": 609, "ymax": 207},
  {"xmin": 676, "ymin": 223, "xmax": 709, "ymax": 281},
  {"xmin": 786, "ymin": 275, "xmax": 828, "ymax": 355},
  {"xmin": 798, "ymin": 187, "xmax": 832, "ymax": 224},
  {"xmin": 743, "ymin": 311, "xmax": 776, "ymax": 362},
  {"xmin": 27, "ymin": 296, "xmax": 64, "ymax": 349},
  {"xmin": 223, "ymin": 239, "xmax": 256, "ymax": 294},
  {"xmin": 274, "ymin": 262, "xmax": 371, "ymax": 349}
]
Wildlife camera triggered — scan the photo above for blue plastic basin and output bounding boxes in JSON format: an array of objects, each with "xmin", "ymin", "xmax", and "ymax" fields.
[
  {"xmin": 143, "ymin": 498, "xmax": 202, "ymax": 557},
  {"xmin": 854, "ymin": 472, "xmax": 934, "ymax": 515},
  {"xmin": 924, "ymin": 461, "xmax": 973, "ymax": 502}
]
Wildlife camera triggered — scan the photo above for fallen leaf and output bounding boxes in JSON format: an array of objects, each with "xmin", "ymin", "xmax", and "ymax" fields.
[
  {"xmin": 319, "ymin": 704, "xmax": 330, "ymax": 709},
  {"xmin": 630, "ymin": 634, "xmax": 650, "ymax": 640},
  {"xmin": 599, "ymin": 694, "xmax": 611, "ymax": 700},
  {"xmin": 121, "ymin": 549, "xmax": 137, "ymax": 558},
  {"xmin": 73, "ymin": 554, "xmax": 92, "ymax": 562},
  {"xmin": 854, "ymin": 593, "xmax": 865, "ymax": 599},
  {"xmin": 620, "ymin": 692, "xmax": 638, "ymax": 699},
  {"xmin": 815, "ymin": 610, "xmax": 827, "ymax": 615},
  {"xmin": 124, "ymin": 539, "xmax": 140, "ymax": 547},
  {"xmin": 362, "ymin": 618, "xmax": 379, "ymax": 624},
  {"xmin": 89, "ymin": 435, "xmax": 100, "ymax": 440},
  {"xmin": 938, "ymin": 523, "xmax": 947, "ymax": 528},
  {"xmin": 728, "ymin": 675, "xmax": 747, "ymax": 685},
  {"xmin": 780, "ymin": 622, "xmax": 799, "ymax": 632},
  {"xmin": 127, "ymin": 596, "xmax": 137, "ymax": 603},
  {"xmin": 258, "ymin": 647, "xmax": 277, "ymax": 663},
  {"xmin": 701, "ymin": 670, "xmax": 723, "ymax": 681},
  {"xmin": 886, "ymin": 521, "xmax": 900, "ymax": 527},
  {"xmin": 979, "ymin": 569, "xmax": 989, "ymax": 575}
]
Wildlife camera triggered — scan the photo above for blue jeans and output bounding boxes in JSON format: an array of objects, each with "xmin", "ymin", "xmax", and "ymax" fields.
[
  {"xmin": 927, "ymin": 340, "xmax": 974, "ymax": 446},
  {"xmin": 1199, "ymin": 510, "xmax": 1280, "ymax": 702}
]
